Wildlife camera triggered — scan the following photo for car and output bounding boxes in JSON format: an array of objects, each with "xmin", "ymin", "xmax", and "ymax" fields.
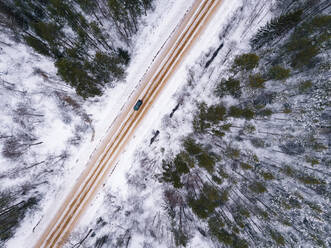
[{"xmin": 133, "ymin": 99, "xmax": 143, "ymax": 111}]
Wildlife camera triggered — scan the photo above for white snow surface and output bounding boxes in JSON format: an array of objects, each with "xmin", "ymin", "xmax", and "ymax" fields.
[{"xmin": 2, "ymin": 0, "xmax": 276, "ymax": 247}]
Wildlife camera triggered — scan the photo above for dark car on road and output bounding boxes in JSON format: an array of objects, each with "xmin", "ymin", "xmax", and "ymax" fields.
[{"xmin": 134, "ymin": 99, "xmax": 143, "ymax": 111}]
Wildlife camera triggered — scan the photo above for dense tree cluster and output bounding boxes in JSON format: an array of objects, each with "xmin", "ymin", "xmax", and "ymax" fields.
[{"xmin": 0, "ymin": 0, "xmax": 153, "ymax": 98}]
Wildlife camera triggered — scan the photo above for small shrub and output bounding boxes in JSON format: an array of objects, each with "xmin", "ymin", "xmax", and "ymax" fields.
[
  {"xmin": 244, "ymin": 124, "xmax": 256, "ymax": 134},
  {"xmin": 291, "ymin": 44, "xmax": 319, "ymax": 68},
  {"xmin": 205, "ymin": 104, "xmax": 227, "ymax": 123},
  {"xmin": 234, "ymin": 53, "xmax": 259, "ymax": 70},
  {"xmin": 283, "ymin": 165, "xmax": 295, "ymax": 177},
  {"xmin": 261, "ymin": 172, "xmax": 274, "ymax": 180},
  {"xmin": 215, "ymin": 78, "xmax": 241, "ymax": 98},
  {"xmin": 221, "ymin": 123, "xmax": 232, "ymax": 131},
  {"xmin": 220, "ymin": 189, "xmax": 229, "ymax": 203},
  {"xmin": 174, "ymin": 152, "xmax": 190, "ymax": 174},
  {"xmin": 197, "ymin": 152, "xmax": 215, "ymax": 173},
  {"xmin": 248, "ymin": 73, "xmax": 266, "ymax": 88},
  {"xmin": 24, "ymin": 35, "xmax": 51, "ymax": 56},
  {"xmin": 299, "ymin": 175, "xmax": 323, "ymax": 185},
  {"xmin": 299, "ymin": 80, "xmax": 313, "ymax": 93},
  {"xmin": 228, "ymin": 106, "xmax": 242, "ymax": 118},
  {"xmin": 307, "ymin": 202, "xmax": 322, "ymax": 213},
  {"xmin": 212, "ymin": 129, "xmax": 225, "ymax": 137},
  {"xmin": 219, "ymin": 169, "xmax": 229, "ymax": 179},
  {"xmin": 306, "ymin": 156, "xmax": 319, "ymax": 166},
  {"xmin": 208, "ymin": 217, "xmax": 225, "ymax": 239},
  {"xmin": 270, "ymin": 229, "xmax": 285, "ymax": 246},
  {"xmin": 212, "ymin": 175, "xmax": 223, "ymax": 185},
  {"xmin": 241, "ymin": 108, "xmax": 255, "ymax": 120},
  {"xmin": 161, "ymin": 160, "xmax": 183, "ymax": 188},
  {"xmin": 249, "ymin": 181, "xmax": 267, "ymax": 193},
  {"xmin": 239, "ymin": 207, "xmax": 250, "ymax": 218},
  {"xmin": 174, "ymin": 229, "xmax": 188, "ymax": 247},
  {"xmin": 226, "ymin": 147, "xmax": 240, "ymax": 159},
  {"xmin": 250, "ymin": 138, "xmax": 265, "ymax": 148},
  {"xmin": 269, "ymin": 65, "xmax": 290, "ymax": 80},
  {"xmin": 240, "ymin": 163, "xmax": 253, "ymax": 170},
  {"xmin": 188, "ymin": 195, "xmax": 215, "ymax": 219},
  {"xmin": 260, "ymin": 108, "xmax": 273, "ymax": 116},
  {"xmin": 183, "ymin": 138, "xmax": 202, "ymax": 155}
]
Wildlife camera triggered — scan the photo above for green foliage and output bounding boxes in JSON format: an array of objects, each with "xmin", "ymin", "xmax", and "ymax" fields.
[
  {"xmin": 196, "ymin": 151, "xmax": 215, "ymax": 173},
  {"xmin": 244, "ymin": 124, "xmax": 256, "ymax": 134},
  {"xmin": 250, "ymin": 138, "xmax": 265, "ymax": 148},
  {"xmin": 298, "ymin": 175, "xmax": 323, "ymax": 185},
  {"xmin": 228, "ymin": 106, "xmax": 255, "ymax": 120},
  {"xmin": 291, "ymin": 45, "xmax": 319, "ymax": 68},
  {"xmin": 218, "ymin": 168, "xmax": 229, "ymax": 179},
  {"xmin": 269, "ymin": 65, "xmax": 290, "ymax": 80},
  {"xmin": 183, "ymin": 138, "xmax": 202, "ymax": 156},
  {"xmin": 193, "ymin": 103, "xmax": 227, "ymax": 132},
  {"xmin": 161, "ymin": 160, "xmax": 183, "ymax": 188},
  {"xmin": 31, "ymin": 21, "xmax": 62, "ymax": 45},
  {"xmin": 285, "ymin": 15, "xmax": 330, "ymax": 69},
  {"xmin": 225, "ymin": 147, "xmax": 240, "ymax": 159},
  {"xmin": 90, "ymin": 52, "xmax": 125, "ymax": 84},
  {"xmin": 55, "ymin": 58, "xmax": 102, "ymax": 98},
  {"xmin": 215, "ymin": 78, "xmax": 241, "ymax": 98},
  {"xmin": 238, "ymin": 206, "xmax": 250, "ymax": 218},
  {"xmin": 307, "ymin": 201, "xmax": 322, "ymax": 213},
  {"xmin": 228, "ymin": 106, "xmax": 242, "ymax": 118},
  {"xmin": 259, "ymin": 108, "xmax": 273, "ymax": 116},
  {"xmin": 249, "ymin": 181, "xmax": 267, "ymax": 194},
  {"xmin": 0, "ymin": 195, "xmax": 38, "ymax": 242},
  {"xmin": 299, "ymin": 80, "xmax": 313, "ymax": 92},
  {"xmin": 24, "ymin": 35, "xmax": 50, "ymax": 56},
  {"xmin": 205, "ymin": 104, "xmax": 227, "ymax": 124},
  {"xmin": 5, "ymin": 0, "xmax": 148, "ymax": 98},
  {"xmin": 208, "ymin": 220, "xmax": 248, "ymax": 248},
  {"xmin": 220, "ymin": 123, "xmax": 232, "ymax": 131},
  {"xmin": 261, "ymin": 171, "xmax": 274, "ymax": 180},
  {"xmin": 212, "ymin": 175, "xmax": 223, "ymax": 185},
  {"xmin": 203, "ymin": 184, "xmax": 220, "ymax": 205},
  {"xmin": 306, "ymin": 156, "xmax": 319, "ymax": 166},
  {"xmin": 117, "ymin": 48, "xmax": 130, "ymax": 65},
  {"xmin": 241, "ymin": 108, "xmax": 255, "ymax": 120},
  {"xmin": 234, "ymin": 53, "xmax": 259, "ymax": 70},
  {"xmin": 188, "ymin": 196, "xmax": 213, "ymax": 219},
  {"xmin": 240, "ymin": 163, "xmax": 253, "ymax": 170},
  {"xmin": 174, "ymin": 152, "xmax": 192, "ymax": 174},
  {"xmin": 257, "ymin": 208, "xmax": 269, "ymax": 220},
  {"xmin": 270, "ymin": 229, "xmax": 285, "ymax": 246},
  {"xmin": 173, "ymin": 228, "xmax": 188, "ymax": 247},
  {"xmin": 248, "ymin": 73, "xmax": 266, "ymax": 88},
  {"xmin": 188, "ymin": 184, "xmax": 224, "ymax": 219},
  {"xmin": 251, "ymin": 10, "xmax": 302, "ymax": 49},
  {"xmin": 219, "ymin": 189, "xmax": 229, "ymax": 204},
  {"xmin": 283, "ymin": 165, "xmax": 295, "ymax": 177}
]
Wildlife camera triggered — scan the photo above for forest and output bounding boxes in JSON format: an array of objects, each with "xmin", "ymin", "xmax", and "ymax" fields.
[
  {"xmin": 159, "ymin": 2, "xmax": 330, "ymax": 247},
  {"xmin": 0, "ymin": 0, "xmax": 152, "ymax": 98},
  {"xmin": 0, "ymin": 0, "xmax": 329, "ymax": 247}
]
